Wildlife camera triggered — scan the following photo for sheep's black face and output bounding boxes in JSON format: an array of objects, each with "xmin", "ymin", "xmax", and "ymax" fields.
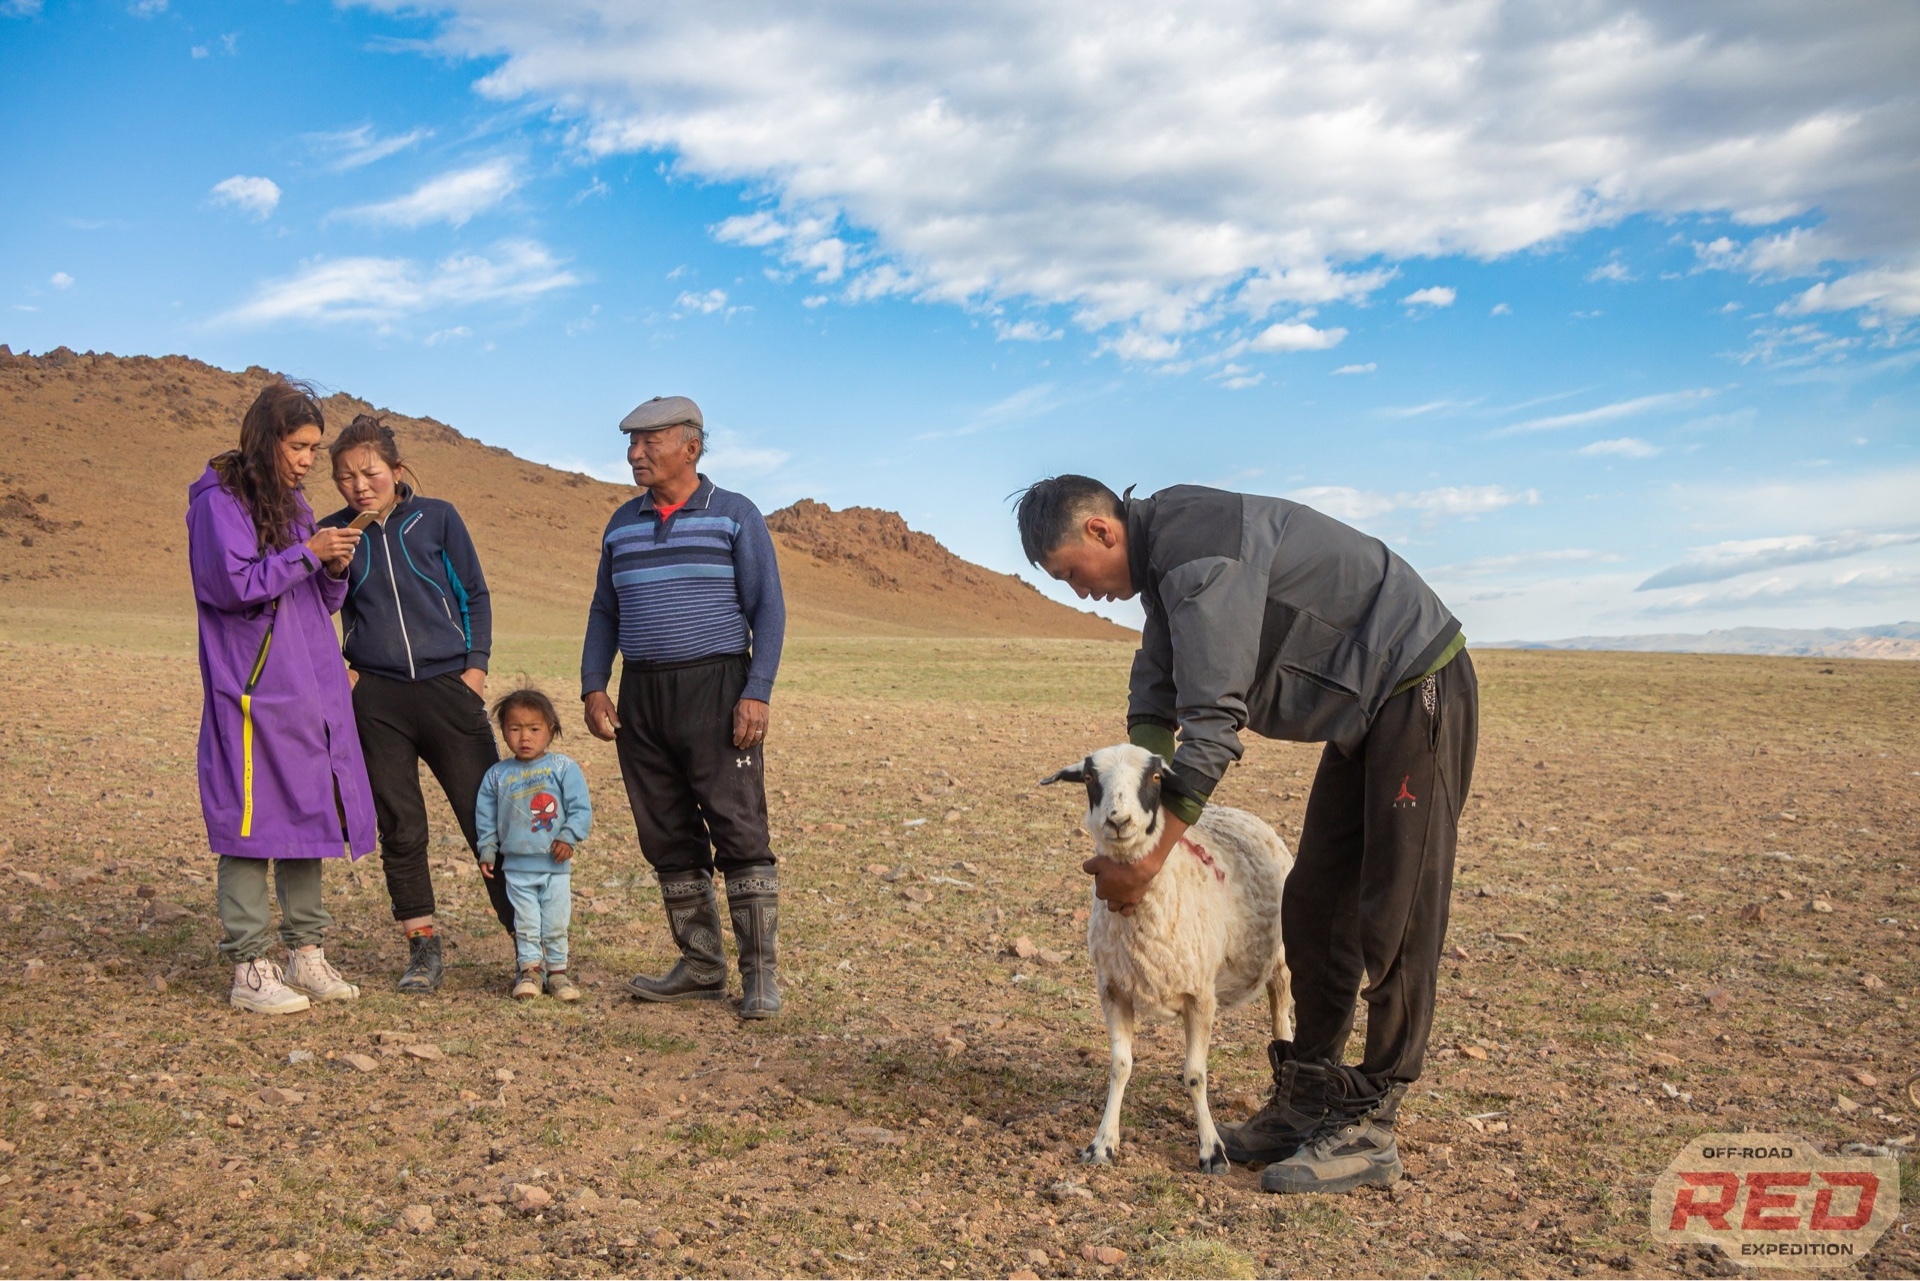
[{"xmin": 1084, "ymin": 765, "xmax": 1104, "ymax": 810}]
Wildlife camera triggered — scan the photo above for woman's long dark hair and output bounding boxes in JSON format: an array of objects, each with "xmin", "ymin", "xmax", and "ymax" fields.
[{"xmin": 211, "ymin": 380, "xmax": 325, "ymax": 552}]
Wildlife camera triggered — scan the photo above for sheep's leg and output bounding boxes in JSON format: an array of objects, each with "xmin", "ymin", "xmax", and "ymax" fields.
[
  {"xmin": 1268, "ymin": 961, "xmax": 1296, "ymax": 1041},
  {"xmin": 1081, "ymin": 985, "xmax": 1134, "ymax": 1166},
  {"xmin": 1181, "ymin": 992, "xmax": 1227, "ymax": 1175}
]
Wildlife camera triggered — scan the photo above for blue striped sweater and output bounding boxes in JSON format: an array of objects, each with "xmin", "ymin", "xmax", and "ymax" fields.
[{"xmin": 580, "ymin": 476, "xmax": 786, "ymax": 701}]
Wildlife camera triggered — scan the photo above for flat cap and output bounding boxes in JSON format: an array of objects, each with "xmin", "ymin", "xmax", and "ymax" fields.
[{"xmin": 619, "ymin": 395, "xmax": 703, "ymax": 434}]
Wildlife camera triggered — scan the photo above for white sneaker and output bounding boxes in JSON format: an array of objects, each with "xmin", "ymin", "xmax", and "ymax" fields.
[
  {"xmin": 286, "ymin": 947, "xmax": 360, "ymax": 1002},
  {"xmin": 231, "ymin": 958, "xmax": 311, "ymax": 1015}
]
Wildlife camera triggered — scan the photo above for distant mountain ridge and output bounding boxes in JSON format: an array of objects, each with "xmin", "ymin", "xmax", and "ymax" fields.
[
  {"xmin": 0, "ymin": 344, "xmax": 1131, "ymax": 642},
  {"xmin": 1490, "ymin": 622, "xmax": 1920, "ymax": 660}
]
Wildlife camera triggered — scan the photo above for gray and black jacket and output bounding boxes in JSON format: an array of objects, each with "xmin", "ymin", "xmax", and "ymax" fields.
[{"xmin": 1124, "ymin": 485, "xmax": 1461, "ymax": 818}]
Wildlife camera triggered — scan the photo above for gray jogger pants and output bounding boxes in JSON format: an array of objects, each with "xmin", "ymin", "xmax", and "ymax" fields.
[{"xmin": 216, "ymin": 856, "xmax": 333, "ymax": 963}]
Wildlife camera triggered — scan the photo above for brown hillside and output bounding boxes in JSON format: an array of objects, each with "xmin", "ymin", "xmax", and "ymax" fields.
[{"xmin": 0, "ymin": 346, "xmax": 1131, "ymax": 642}]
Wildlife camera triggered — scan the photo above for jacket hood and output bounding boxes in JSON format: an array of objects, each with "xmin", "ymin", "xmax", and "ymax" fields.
[{"xmin": 188, "ymin": 464, "xmax": 224, "ymax": 504}]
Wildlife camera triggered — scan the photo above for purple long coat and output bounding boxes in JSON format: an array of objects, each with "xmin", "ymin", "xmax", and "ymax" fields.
[{"xmin": 188, "ymin": 467, "xmax": 377, "ymax": 860}]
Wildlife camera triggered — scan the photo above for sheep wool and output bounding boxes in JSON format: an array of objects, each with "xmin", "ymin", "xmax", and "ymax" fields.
[{"xmin": 1043, "ymin": 744, "xmax": 1294, "ymax": 1174}]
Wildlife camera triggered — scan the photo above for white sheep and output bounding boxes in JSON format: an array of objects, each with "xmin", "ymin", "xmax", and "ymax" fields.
[{"xmin": 1041, "ymin": 744, "xmax": 1294, "ymax": 1174}]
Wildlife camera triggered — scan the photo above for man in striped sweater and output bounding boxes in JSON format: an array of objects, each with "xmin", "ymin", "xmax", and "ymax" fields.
[{"xmin": 582, "ymin": 395, "xmax": 787, "ymax": 1019}]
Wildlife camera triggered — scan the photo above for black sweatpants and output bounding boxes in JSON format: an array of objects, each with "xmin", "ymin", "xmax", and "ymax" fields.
[
  {"xmin": 1282, "ymin": 650, "xmax": 1478, "ymax": 1096},
  {"xmin": 353, "ymin": 670, "xmax": 513, "ymax": 932},
  {"xmin": 614, "ymin": 653, "xmax": 774, "ymax": 877}
]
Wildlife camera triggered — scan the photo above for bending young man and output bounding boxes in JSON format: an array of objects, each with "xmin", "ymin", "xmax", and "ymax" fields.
[{"xmin": 1016, "ymin": 476, "xmax": 1477, "ymax": 1195}]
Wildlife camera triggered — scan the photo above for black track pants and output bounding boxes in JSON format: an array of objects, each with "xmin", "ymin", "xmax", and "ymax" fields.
[
  {"xmin": 614, "ymin": 653, "xmax": 774, "ymax": 877},
  {"xmin": 1282, "ymin": 650, "xmax": 1478, "ymax": 1095},
  {"xmin": 353, "ymin": 670, "xmax": 513, "ymax": 931}
]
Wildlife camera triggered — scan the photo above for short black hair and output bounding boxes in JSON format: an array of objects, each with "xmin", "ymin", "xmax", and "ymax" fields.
[
  {"xmin": 1013, "ymin": 475, "xmax": 1124, "ymax": 565},
  {"xmin": 493, "ymin": 688, "xmax": 561, "ymax": 736}
]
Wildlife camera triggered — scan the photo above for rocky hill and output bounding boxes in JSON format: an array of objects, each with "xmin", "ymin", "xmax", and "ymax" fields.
[{"xmin": 0, "ymin": 345, "xmax": 1131, "ymax": 643}]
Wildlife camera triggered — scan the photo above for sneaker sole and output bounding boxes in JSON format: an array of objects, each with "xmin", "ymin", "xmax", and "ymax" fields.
[
  {"xmin": 287, "ymin": 983, "xmax": 359, "ymax": 1002},
  {"xmin": 231, "ymin": 993, "xmax": 311, "ymax": 1015},
  {"xmin": 1261, "ymin": 1157, "xmax": 1402, "ymax": 1196},
  {"xmin": 627, "ymin": 984, "xmax": 727, "ymax": 1003}
]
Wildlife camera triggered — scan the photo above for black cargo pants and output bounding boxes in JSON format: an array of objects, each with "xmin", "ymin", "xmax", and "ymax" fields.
[
  {"xmin": 1282, "ymin": 650, "xmax": 1478, "ymax": 1097},
  {"xmin": 614, "ymin": 653, "xmax": 775, "ymax": 877},
  {"xmin": 353, "ymin": 670, "xmax": 514, "ymax": 933}
]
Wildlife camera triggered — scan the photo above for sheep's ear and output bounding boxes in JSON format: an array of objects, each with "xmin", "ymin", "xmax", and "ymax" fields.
[{"xmin": 1039, "ymin": 761, "xmax": 1088, "ymax": 786}]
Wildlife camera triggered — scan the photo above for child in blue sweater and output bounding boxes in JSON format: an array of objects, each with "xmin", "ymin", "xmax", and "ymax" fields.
[{"xmin": 476, "ymin": 690, "xmax": 592, "ymax": 1001}]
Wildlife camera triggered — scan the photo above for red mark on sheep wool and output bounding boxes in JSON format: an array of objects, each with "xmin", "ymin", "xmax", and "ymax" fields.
[{"xmin": 1181, "ymin": 838, "xmax": 1226, "ymax": 883}]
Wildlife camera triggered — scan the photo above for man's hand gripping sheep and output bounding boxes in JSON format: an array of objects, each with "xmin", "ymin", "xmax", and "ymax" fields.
[{"xmin": 1042, "ymin": 745, "xmax": 1294, "ymax": 1174}]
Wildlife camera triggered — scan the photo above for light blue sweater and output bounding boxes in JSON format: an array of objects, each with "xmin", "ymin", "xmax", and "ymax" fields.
[{"xmin": 475, "ymin": 753, "xmax": 592, "ymax": 874}]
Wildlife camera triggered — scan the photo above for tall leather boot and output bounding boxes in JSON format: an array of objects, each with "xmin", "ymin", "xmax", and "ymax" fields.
[
  {"xmin": 724, "ymin": 863, "xmax": 781, "ymax": 1020},
  {"xmin": 627, "ymin": 872, "xmax": 727, "ymax": 1002}
]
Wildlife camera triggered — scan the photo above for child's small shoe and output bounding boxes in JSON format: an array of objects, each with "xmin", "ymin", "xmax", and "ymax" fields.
[
  {"xmin": 544, "ymin": 969, "xmax": 580, "ymax": 1002},
  {"xmin": 511, "ymin": 967, "xmax": 543, "ymax": 1001},
  {"xmin": 286, "ymin": 947, "xmax": 360, "ymax": 1002}
]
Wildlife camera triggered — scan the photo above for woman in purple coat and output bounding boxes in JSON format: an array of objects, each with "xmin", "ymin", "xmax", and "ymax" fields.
[{"xmin": 188, "ymin": 379, "xmax": 379, "ymax": 1015}]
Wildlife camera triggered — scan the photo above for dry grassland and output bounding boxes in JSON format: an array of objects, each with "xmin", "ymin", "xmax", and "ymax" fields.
[{"xmin": 2, "ymin": 626, "xmax": 1917, "ymax": 1280}]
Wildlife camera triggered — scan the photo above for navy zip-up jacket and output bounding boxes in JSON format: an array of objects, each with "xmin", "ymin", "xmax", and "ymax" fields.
[{"xmin": 318, "ymin": 485, "xmax": 491, "ymax": 682}]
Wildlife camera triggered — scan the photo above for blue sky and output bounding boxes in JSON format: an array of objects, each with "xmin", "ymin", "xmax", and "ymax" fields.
[{"xmin": 5, "ymin": 1, "xmax": 1918, "ymax": 639}]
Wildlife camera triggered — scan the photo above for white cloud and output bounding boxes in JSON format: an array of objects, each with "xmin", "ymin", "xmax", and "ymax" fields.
[
  {"xmin": 1246, "ymin": 321, "xmax": 1345, "ymax": 352},
  {"xmin": 673, "ymin": 288, "xmax": 731, "ymax": 315},
  {"xmin": 994, "ymin": 318, "xmax": 1063, "ymax": 342},
  {"xmin": 351, "ymin": 2, "xmax": 1920, "ymax": 345},
  {"xmin": 210, "ymin": 175, "xmax": 281, "ymax": 220},
  {"xmin": 1502, "ymin": 388, "xmax": 1716, "ymax": 434},
  {"xmin": 1401, "ymin": 286, "xmax": 1456, "ymax": 308},
  {"xmin": 1586, "ymin": 259, "xmax": 1634, "ymax": 283},
  {"xmin": 1780, "ymin": 262, "xmax": 1920, "ymax": 321},
  {"xmin": 128, "ymin": 0, "xmax": 165, "ymax": 14},
  {"xmin": 423, "ymin": 325, "xmax": 471, "ymax": 346},
  {"xmin": 306, "ymin": 125, "xmax": 434, "ymax": 170},
  {"xmin": 1330, "ymin": 362, "xmax": 1375, "ymax": 375},
  {"xmin": 48, "ymin": 272, "xmax": 73, "ymax": 289},
  {"xmin": 1, "ymin": 0, "xmax": 44, "ymax": 15},
  {"xmin": 219, "ymin": 239, "xmax": 580, "ymax": 325},
  {"xmin": 704, "ymin": 425, "xmax": 791, "ymax": 480},
  {"xmin": 338, "ymin": 159, "xmax": 519, "ymax": 229},
  {"xmin": 1490, "ymin": 302, "xmax": 1512, "ymax": 316},
  {"xmin": 1680, "ymin": 466, "xmax": 1920, "ymax": 535},
  {"xmin": 1638, "ymin": 530, "xmax": 1920, "ymax": 590},
  {"xmin": 1286, "ymin": 484, "xmax": 1538, "ymax": 523},
  {"xmin": 1637, "ymin": 564, "xmax": 1920, "ymax": 616},
  {"xmin": 1578, "ymin": 436, "xmax": 1660, "ymax": 458}
]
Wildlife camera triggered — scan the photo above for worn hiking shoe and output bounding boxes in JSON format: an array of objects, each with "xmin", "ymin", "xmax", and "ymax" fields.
[
  {"xmin": 1260, "ymin": 1084, "xmax": 1408, "ymax": 1195},
  {"xmin": 285, "ymin": 947, "xmax": 360, "ymax": 1002},
  {"xmin": 628, "ymin": 874, "xmax": 728, "ymax": 1002},
  {"xmin": 230, "ymin": 958, "xmax": 311, "ymax": 1015},
  {"xmin": 511, "ymin": 966, "xmax": 543, "ymax": 1001},
  {"xmin": 397, "ymin": 931, "xmax": 444, "ymax": 994},
  {"xmin": 544, "ymin": 969, "xmax": 581, "ymax": 1002},
  {"xmin": 1222, "ymin": 1041, "xmax": 1328, "ymax": 1165}
]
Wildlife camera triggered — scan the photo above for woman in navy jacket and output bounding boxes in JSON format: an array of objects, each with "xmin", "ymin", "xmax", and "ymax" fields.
[{"xmin": 320, "ymin": 415, "xmax": 511, "ymax": 992}]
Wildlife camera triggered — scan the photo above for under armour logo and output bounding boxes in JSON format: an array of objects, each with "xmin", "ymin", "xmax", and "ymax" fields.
[
  {"xmin": 736, "ymin": 754, "xmax": 752, "ymax": 768},
  {"xmin": 1392, "ymin": 775, "xmax": 1418, "ymax": 809}
]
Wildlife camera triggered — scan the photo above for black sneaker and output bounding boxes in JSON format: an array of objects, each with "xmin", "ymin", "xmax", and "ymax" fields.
[
  {"xmin": 1260, "ymin": 1085, "xmax": 1406, "ymax": 1195},
  {"xmin": 1222, "ymin": 1041, "xmax": 1329, "ymax": 1165}
]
